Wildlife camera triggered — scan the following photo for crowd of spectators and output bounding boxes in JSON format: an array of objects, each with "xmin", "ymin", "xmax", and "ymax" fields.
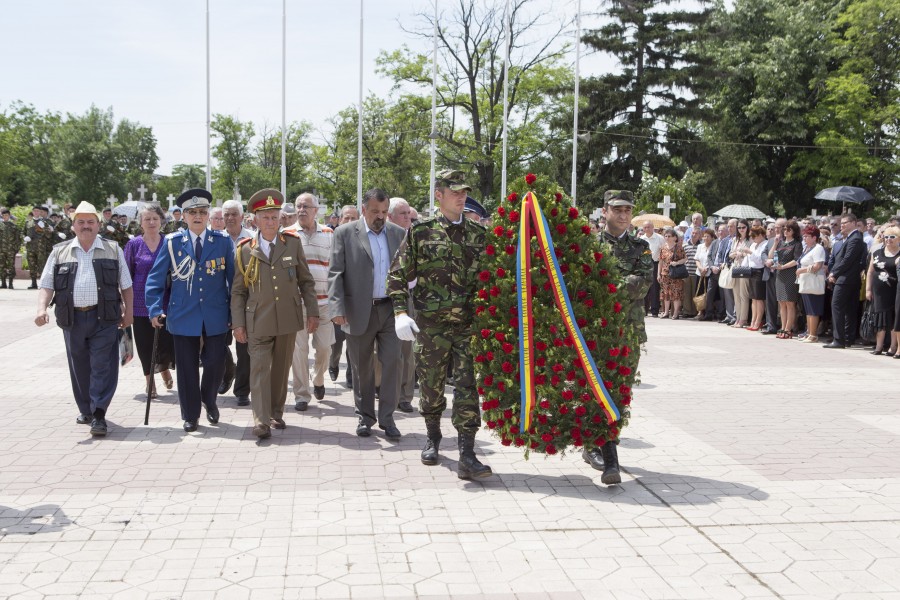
[{"xmin": 631, "ymin": 212, "xmax": 900, "ymax": 350}]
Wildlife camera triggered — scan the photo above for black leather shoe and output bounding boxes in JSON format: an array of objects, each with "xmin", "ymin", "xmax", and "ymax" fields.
[
  {"xmin": 583, "ymin": 447, "xmax": 604, "ymax": 470},
  {"xmin": 397, "ymin": 401, "xmax": 414, "ymax": 413},
  {"xmin": 76, "ymin": 414, "xmax": 92, "ymax": 425},
  {"xmin": 719, "ymin": 317, "xmax": 731, "ymax": 324},
  {"xmin": 183, "ymin": 420, "xmax": 198, "ymax": 432},
  {"xmin": 379, "ymin": 423, "xmax": 401, "ymax": 439},
  {"xmin": 822, "ymin": 341, "xmax": 847, "ymax": 349},
  {"xmin": 236, "ymin": 395, "xmax": 250, "ymax": 406},
  {"xmin": 328, "ymin": 366, "xmax": 339, "ymax": 381},
  {"xmin": 295, "ymin": 400, "xmax": 309, "ymax": 412},
  {"xmin": 90, "ymin": 417, "xmax": 107, "ymax": 436},
  {"xmin": 313, "ymin": 385, "xmax": 325, "ymax": 400},
  {"xmin": 356, "ymin": 420, "xmax": 371, "ymax": 437},
  {"xmin": 217, "ymin": 373, "xmax": 234, "ymax": 395},
  {"xmin": 206, "ymin": 403, "xmax": 220, "ymax": 424}
]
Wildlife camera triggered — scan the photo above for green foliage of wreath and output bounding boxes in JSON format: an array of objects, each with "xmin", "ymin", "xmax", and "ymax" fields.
[{"xmin": 473, "ymin": 173, "xmax": 641, "ymax": 458}]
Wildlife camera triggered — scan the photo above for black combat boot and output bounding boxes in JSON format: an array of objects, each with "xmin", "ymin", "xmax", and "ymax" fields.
[
  {"xmin": 599, "ymin": 442, "xmax": 621, "ymax": 485},
  {"xmin": 420, "ymin": 419, "xmax": 442, "ymax": 465},
  {"xmin": 28, "ymin": 275, "xmax": 37, "ymax": 289},
  {"xmin": 7, "ymin": 276, "xmax": 13, "ymax": 289},
  {"xmin": 457, "ymin": 432, "xmax": 492, "ymax": 480},
  {"xmin": 0, "ymin": 277, "xmax": 6, "ymax": 289}
]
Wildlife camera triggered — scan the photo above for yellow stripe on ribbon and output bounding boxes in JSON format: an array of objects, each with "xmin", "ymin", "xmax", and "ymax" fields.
[{"xmin": 523, "ymin": 191, "xmax": 621, "ymax": 425}]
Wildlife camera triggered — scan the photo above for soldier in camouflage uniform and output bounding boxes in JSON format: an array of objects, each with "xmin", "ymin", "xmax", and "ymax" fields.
[
  {"xmin": 55, "ymin": 212, "xmax": 75, "ymax": 242},
  {"xmin": 583, "ymin": 189, "xmax": 653, "ymax": 484},
  {"xmin": 101, "ymin": 213, "xmax": 131, "ymax": 249},
  {"xmin": 0, "ymin": 208, "xmax": 23, "ymax": 289},
  {"xmin": 162, "ymin": 207, "xmax": 187, "ymax": 235},
  {"xmin": 24, "ymin": 205, "xmax": 52, "ymax": 289},
  {"xmin": 388, "ymin": 169, "xmax": 492, "ymax": 480}
]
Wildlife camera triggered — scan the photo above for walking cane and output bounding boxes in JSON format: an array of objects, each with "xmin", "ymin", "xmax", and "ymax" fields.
[{"xmin": 145, "ymin": 319, "xmax": 162, "ymax": 426}]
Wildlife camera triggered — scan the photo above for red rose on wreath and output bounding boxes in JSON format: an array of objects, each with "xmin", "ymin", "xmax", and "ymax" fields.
[
  {"xmin": 507, "ymin": 192, "xmax": 518, "ymax": 202},
  {"xmin": 525, "ymin": 173, "xmax": 537, "ymax": 185},
  {"xmin": 568, "ymin": 207, "xmax": 579, "ymax": 219}
]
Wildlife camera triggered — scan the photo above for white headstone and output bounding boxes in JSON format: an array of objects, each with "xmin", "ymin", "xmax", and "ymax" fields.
[
  {"xmin": 107, "ymin": 194, "xmax": 117, "ymax": 209},
  {"xmin": 166, "ymin": 194, "xmax": 176, "ymax": 210},
  {"xmin": 233, "ymin": 181, "xmax": 241, "ymax": 202},
  {"xmin": 127, "ymin": 192, "xmax": 133, "ymax": 202},
  {"xmin": 811, "ymin": 209, "xmax": 817, "ymax": 217},
  {"xmin": 590, "ymin": 208, "xmax": 603, "ymax": 221},
  {"xmin": 136, "ymin": 183, "xmax": 148, "ymax": 200},
  {"xmin": 657, "ymin": 195, "xmax": 676, "ymax": 218},
  {"xmin": 152, "ymin": 192, "xmax": 158, "ymax": 203},
  {"xmin": 44, "ymin": 197, "xmax": 56, "ymax": 213}
]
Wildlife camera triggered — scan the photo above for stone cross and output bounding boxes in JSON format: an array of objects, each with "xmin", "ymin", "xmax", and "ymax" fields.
[
  {"xmin": 152, "ymin": 192, "xmax": 158, "ymax": 203},
  {"xmin": 127, "ymin": 192, "xmax": 133, "ymax": 202},
  {"xmin": 590, "ymin": 207, "xmax": 603, "ymax": 221},
  {"xmin": 166, "ymin": 194, "xmax": 176, "ymax": 210},
  {"xmin": 657, "ymin": 195, "xmax": 675, "ymax": 218},
  {"xmin": 107, "ymin": 194, "xmax": 117, "ymax": 210},
  {"xmin": 233, "ymin": 181, "xmax": 241, "ymax": 202},
  {"xmin": 44, "ymin": 197, "xmax": 57, "ymax": 213},
  {"xmin": 136, "ymin": 183, "xmax": 148, "ymax": 201},
  {"xmin": 811, "ymin": 209, "xmax": 817, "ymax": 217}
]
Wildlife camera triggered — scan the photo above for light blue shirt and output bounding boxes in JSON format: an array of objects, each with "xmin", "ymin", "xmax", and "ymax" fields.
[{"xmin": 365, "ymin": 221, "xmax": 389, "ymax": 299}]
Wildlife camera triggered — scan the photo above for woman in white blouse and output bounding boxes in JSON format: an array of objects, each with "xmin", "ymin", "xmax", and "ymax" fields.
[
  {"xmin": 694, "ymin": 228, "xmax": 715, "ymax": 321},
  {"xmin": 746, "ymin": 225, "xmax": 768, "ymax": 331},
  {"xmin": 796, "ymin": 225, "xmax": 827, "ymax": 343}
]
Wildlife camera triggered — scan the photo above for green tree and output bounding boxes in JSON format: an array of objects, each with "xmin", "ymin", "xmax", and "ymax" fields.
[
  {"xmin": 210, "ymin": 114, "xmax": 255, "ymax": 200},
  {"xmin": 376, "ymin": 0, "xmax": 572, "ymax": 201},
  {"xmin": 634, "ymin": 170, "xmax": 708, "ymax": 222},
  {"xmin": 54, "ymin": 106, "xmax": 123, "ymax": 203},
  {"xmin": 256, "ymin": 120, "xmax": 315, "ymax": 197},
  {"xmin": 569, "ymin": 0, "xmax": 712, "ymax": 208},
  {"xmin": 790, "ymin": 0, "xmax": 900, "ymax": 207},
  {"xmin": 113, "ymin": 119, "xmax": 159, "ymax": 192}
]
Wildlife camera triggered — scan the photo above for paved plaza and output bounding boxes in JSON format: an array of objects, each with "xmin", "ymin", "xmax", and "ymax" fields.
[{"xmin": 1, "ymin": 288, "xmax": 899, "ymax": 600}]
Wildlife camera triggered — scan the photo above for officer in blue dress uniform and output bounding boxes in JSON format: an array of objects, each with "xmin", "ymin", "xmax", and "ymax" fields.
[{"xmin": 145, "ymin": 189, "xmax": 235, "ymax": 432}]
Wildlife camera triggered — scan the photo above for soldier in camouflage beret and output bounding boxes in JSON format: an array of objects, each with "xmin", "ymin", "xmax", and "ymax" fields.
[
  {"xmin": 582, "ymin": 189, "xmax": 653, "ymax": 484},
  {"xmin": 387, "ymin": 168, "xmax": 493, "ymax": 480}
]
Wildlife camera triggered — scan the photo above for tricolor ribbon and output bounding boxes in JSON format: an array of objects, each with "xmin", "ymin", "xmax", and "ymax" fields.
[{"xmin": 517, "ymin": 191, "xmax": 621, "ymax": 431}]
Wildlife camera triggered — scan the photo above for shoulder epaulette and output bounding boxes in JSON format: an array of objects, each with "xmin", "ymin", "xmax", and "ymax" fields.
[
  {"xmin": 281, "ymin": 229, "xmax": 300, "ymax": 238},
  {"xmin": 208, "ymin": 229, "xmax": 228, "ymax": 238},
  {"xmin": 237, "ymin": 237, "xmax": 253, "ymax": 247},
  {"xmin": 321, "ymin": 226, "xmax": 334, "ymax": 233}
]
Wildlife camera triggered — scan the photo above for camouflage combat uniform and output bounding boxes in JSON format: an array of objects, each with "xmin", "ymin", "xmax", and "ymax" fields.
[
  {"xmin": 161, "ymin": 219, "xmax": 187, "ymax": 235},
  {"xmin": 387, "ymin": 213, "xmax": 485, "ymax": 434},
  {"xmin": 601, "ymin": 229, "xmax": 653, "ymax": 351},
  {"xmin": 55, "ymin": 217, "xmax": 75, "ymax": 241},
  {"xmin": 101, "ymin": 218, "xmax": 131, "ymax": 249},
  {"xmin": 25, "ymin": 216, "xmax": 53, "ymax": 286},
  {"xmin": 0, "ymin": 216, "xmax": 22, "ymax": 287}
]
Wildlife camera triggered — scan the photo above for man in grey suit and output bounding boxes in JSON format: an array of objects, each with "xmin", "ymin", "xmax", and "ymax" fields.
[{"xmin": 328, "ymin": 189, "xmax": 406, "ymax": 439}]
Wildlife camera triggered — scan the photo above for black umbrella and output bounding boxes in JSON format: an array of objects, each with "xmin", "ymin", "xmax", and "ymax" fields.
[{"xmin": 814, "ymin": 186, "xmax": 873, "ymax": 204}]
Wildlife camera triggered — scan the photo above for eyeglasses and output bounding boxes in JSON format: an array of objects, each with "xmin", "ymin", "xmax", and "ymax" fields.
[
  {"xmin": 885, "ymin": 235, "xmax": 898, "ymax": 240},
  {"xmin": 738, "ymin": 226, "xmax": 747, "ymax": 229},
  {"xmin": 297, "ymin": 204, "xmax": 317, "ymax": 211},
  {"xmin": 186, "ymin": 209, "xmax": 208, "ymax": 216}
]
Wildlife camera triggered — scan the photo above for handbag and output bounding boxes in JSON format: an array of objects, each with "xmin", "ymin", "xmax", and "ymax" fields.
[
  {"xmin": 693, "ymin": 277, "xmax": 707, "ymax": 312},
  {"xmin": 718, "ymin": 264, "xmax": 734, "ymax": 289},
  {"xmin": 797, "ymin": 270, "xmax": 825, "ymax": 294},
  {"xmin": 732, "ymin": 265, "xmax": 752, "ymax": 278},
  {"xmin": 859, "ymin": 301, "xmax": 877, "ymax": 343},
  {"xmin": 668, "ymin": 263, "xmax": 689, "ymax": 279}
]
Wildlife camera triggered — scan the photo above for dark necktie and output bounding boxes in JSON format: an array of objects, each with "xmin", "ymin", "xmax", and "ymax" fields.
[{"xmin": 195, "ymin": 236, "xmax": 202, "ymax": 261}]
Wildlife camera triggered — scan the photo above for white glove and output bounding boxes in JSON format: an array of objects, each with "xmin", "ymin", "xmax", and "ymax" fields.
[
  {"xmin": 58, "ymin": 232, "xmax": 66, "ymax": 239},
  {"xmin": 23, "ymin": 236, "xmax": 31, "ymax": 243},
  {"xmin": 394, "ymin": 313, "xmax": 419, "ymax": 341},
  {"xmin": 107, "ymin": 225, "xmax": 115, "ymax": 232}
]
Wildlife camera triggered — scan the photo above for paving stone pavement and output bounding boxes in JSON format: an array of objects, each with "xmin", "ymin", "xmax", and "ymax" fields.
[{"xmin": 1, "ymin": 289, "xmax": 899, "ymax": 599}]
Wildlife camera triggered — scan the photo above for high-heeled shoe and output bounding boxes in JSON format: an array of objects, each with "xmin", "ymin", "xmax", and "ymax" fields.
[
  {"xmin": 802, "ymin": 335, "xmax": 819, "ymax": 343},
  {"xmin": 783, "ymin": 330, "xmax": 793, "ymax": 339},
  {"xmin": 776, "ymin": 330, "xmax": 785, "ymax": 339},
  {"xmin": 747, "ymin": 326, "xmax": 760, "ymax": 331},
  {"xmin": 871, "ymin": 349, "xmax": 884, "ymax": 356},
  {"xmin": 162, "ymin": 373, "xmax": 174, "ymax": 389},
  {"xmin": 659, "ymin": 312, "xmax": 669, "ymax": 319}
]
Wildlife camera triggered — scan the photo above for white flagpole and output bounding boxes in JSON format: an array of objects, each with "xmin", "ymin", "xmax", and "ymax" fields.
[
  {"xmin": 571, "ymin": 0, "xmax": 581, "ymax": 206},
  {"xmin": 281, "ymin": 0, "xmax": 287, "ymax": 197},
  {"xmin": 429, "ymin": 0, "xmax": 438, "ymax": 216},
  {"xmin": 205, "ymin": 0, "xmax": 212, "ymax": 191},
  {"xmin": 500, "ymin": 0, "xmax": 511, "ymax": 202},
  {"xmin": 356, "ymin": 0, "xmax": 364, "ymax": 211}
]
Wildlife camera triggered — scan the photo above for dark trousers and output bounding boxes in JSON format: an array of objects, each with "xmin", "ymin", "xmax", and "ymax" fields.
[
  {"xmin": 223, "ymin": 340, "xmax": 250, "ymax": 397},
  {"xmin": 707, "ymin": 271, "xmax": 724, "ymax": 319},
  {"xmin": 63, "ymin": 310, "xmax": 119, "ymax": 417},
  {"xmin": 346, "ymin": 302, "xmax": 399, "ymax": 427},
  {"xmin": 832, "ymin": 282, "xmax": 861, "ymax": 345},
  {"xmin": 644, "ymin": 261, "xmax": 660, "ymax": 316},
  {"xmin": 765, "ymin": 273, "xmax": 778, "ymax": 331},
  {"xmin": 172, "ymin": 331, "xmax": 227, "ymax": 422}
]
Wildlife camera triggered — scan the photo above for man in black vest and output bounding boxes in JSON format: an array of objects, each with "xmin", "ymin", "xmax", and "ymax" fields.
[
  {"xmin": 823, "ymin": 213, "xmax": 867, "ymax": 348},
  {"xmin": 34, "ymin": 201, "xmax": 134, "ymax": 436}
]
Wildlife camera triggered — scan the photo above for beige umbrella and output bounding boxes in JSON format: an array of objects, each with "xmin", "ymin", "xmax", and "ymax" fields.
[{"xmin": 631, "ymin": 213, "xmax": 675, "ymax": 229}]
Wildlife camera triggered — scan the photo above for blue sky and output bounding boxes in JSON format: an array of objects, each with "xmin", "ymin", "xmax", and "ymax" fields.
[{"xmin": 1, "ymin": 0, "xmax": 604, "ymax": 174}]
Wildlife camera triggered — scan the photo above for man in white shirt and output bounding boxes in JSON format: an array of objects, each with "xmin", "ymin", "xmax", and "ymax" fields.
[
  {"xmin": 35, "ymin": 201, "xmax": 134, "ymax": 436},
  {"xmin": 639, "ymin": 221, "xmax": 664, "ymax": 317}
]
